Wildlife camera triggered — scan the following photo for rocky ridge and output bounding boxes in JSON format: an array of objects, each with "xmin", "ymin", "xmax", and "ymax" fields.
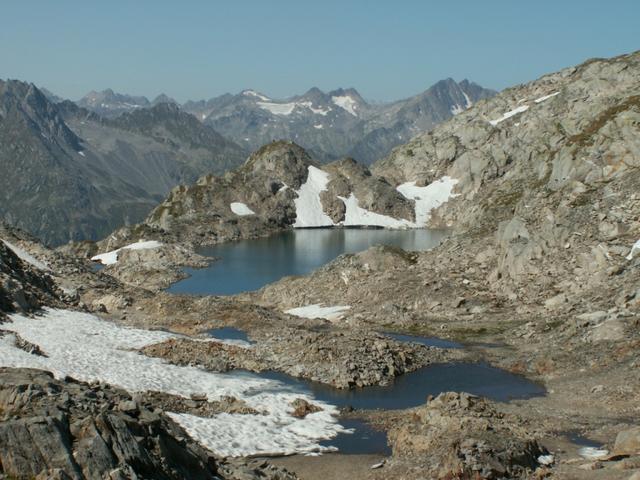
[{"xmin": 94, "ymin": 140, "xmax": 425, "ymax": 253}]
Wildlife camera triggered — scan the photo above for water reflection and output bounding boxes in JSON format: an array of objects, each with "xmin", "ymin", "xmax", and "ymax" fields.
[{"xmin": 169, "ymin": 228, "xmax": 448, "ymax": 295}]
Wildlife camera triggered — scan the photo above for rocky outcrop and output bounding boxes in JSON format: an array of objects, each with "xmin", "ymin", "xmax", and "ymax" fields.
[
  {"xmin": 141, "ymin": 325, "xmax": 462, "ymax": 388},
  {"xmin": 387, "ymin": 392, "xmax": 548, "ymax": 479},
  {"xmin": 95, "ymin": 140, "xmax": 424, "ymax": 251},
  {"xmin": 0, "ymin": 368, "xmax": 297, "ymax": 480},
  {"xmin": 0, "ymin": 230, "xmax": 63, "ymax": 316},
  {"xmin": 321, "ymin": 158, "xmax": 415, "ymax": 223}
]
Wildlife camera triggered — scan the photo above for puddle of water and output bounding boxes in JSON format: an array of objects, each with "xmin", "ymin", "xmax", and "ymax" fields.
[
  {"xmin": 383, "ymin": 332, "xmax": 463, "ymax": 349},
  {"xmin": 320, "ymin": 418, "xmax": 391, "ymax": 456},
  {"xmin": 91, "ymin": 263, "xmax": 104, "ymax": 272},
  {"xmin": 565, "ymin": 431, "xmax": 604, "ymax": 448},
  {"xmin": 207, "ymin": 327, "xmax": 253, "ymax": 343},
  {"xmin": 168, "ymin": 228, "xmax": 448, "ymax": 295},
  {"xmin": 253, "ymin": 362, "xmax": 545, "ymax": 411}
]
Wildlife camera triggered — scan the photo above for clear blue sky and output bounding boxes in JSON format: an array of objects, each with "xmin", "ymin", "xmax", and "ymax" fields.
[{"xmin": 1, "ymin": 1, "xmax": 638, "ymax": 102}]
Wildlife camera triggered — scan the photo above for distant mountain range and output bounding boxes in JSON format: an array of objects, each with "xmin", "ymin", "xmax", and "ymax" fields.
[
  {"xmin": 64, "ymin": 79, "xmax": 496, "ymax": 164},
  {"xmin": 0, "ymin": 80, "xmax": 246, "ymax": 245}
]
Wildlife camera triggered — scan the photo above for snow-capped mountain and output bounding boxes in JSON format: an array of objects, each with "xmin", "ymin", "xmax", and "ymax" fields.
[
  {"xmin": 76, "ymin": 89, "xmax": 177, "ymax": 118},
  {"xmin": 185, "ymin": 80, "xmax": 495, "ymax": 164},
  {"xmin": 75, "ymin": 80, "xmax": 495, "ymax": 164}
]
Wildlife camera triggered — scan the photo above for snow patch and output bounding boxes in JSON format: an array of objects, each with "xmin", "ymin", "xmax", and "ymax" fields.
[
  {"xmin": 313, "ymin": 124, "xmax": 324, "ymax": 129},
  {"xmin": 285, "ymin": 304, "xmax": 351, "ymax": 322},
  {"xmin": 578, "ymin": 447, "xmax": 609, "ymax": 460},
  {"xmin": 91, "ymin": 240, "xmax": 163, "ymax": 265},
  {"xmin": 534, "ymin": 91, "xmax": 560, "ymax": 103},
  {"xmin": 299, "ymin": 101, "xmax": 331, "ymax": 116},
  {"xmin": 396, "ymin": 176, "xmax": 459, "ymax": 226},
  {"xmin": 242, "ymin": 90, "xmax": 270, "ymax": 101},
  {"xmin": 462, "ymin": 91, "xmax": 472, "ymax": 108},
  {"xmin": 339, "ymin": 194, "xmax": 412, "ymax": 228},
  {"xmin": 451, "ymin": 104, "xmax": 464, "ymax": 115},
  {"xmin": 0, "ymin": 309, "xmax": 348, "ymax": 457},
  {"xmin": 293, "ymin": 166, "xmax": 335, "ymax": 227},
  {"xmin": 331, "ymin": 95, "xmax": 358, "ymax": 116},
  {"xmin": 230, "ymin": 202, "xmax": 256, "ymax": 216},
  {"xmin": 78, "ymin": 151, "xmax": 85, "ymax": 157},
  {"xmin": 537, "ymin": 454, "xmax": 554, "ymax": 466},
  {"xmin": 1, "ymin": 239, "xmax": 50, "ymax": 271},
  {"xmin": 626, "ymin": 239, "xmax": 640, "ymax": 260},
  {"xmin": 257, "ymin": 101, "xmax": 297, "ymax": 116},
  {"xmin": 489, "ymin": 105, "xmax": 529, "ymax": 126}
]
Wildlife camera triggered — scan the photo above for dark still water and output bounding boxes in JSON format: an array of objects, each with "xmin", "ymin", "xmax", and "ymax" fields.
[
  {"xmin": 254, "ymin": 362, "xmax": 544, "ymax": 412},
  {"xmin": 168, "ymin": 228, "xmax": 447, "ymax": 295}
]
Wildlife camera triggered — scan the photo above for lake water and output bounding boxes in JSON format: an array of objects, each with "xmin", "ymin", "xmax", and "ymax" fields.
[
  {"xmin": 168, "ymin": 228, "xmax": 448, "ymax": 295},
  {"xmin": 240, "ymin": 362, "xmax": 544, "ymax": 455}
]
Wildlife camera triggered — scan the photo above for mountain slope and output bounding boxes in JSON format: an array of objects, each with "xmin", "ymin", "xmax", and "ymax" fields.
[{"xmin": 0, "ymin": 81, "xmax": 246, "ymax": 245}]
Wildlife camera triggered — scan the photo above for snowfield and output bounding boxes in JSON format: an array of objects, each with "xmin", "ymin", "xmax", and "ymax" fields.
[
  {"xmin": 339, "ymin": 194, "xmax": 412, "ymax": 228},
  {"xmin": 230, "ymin": 202, "xmax": 256, "ymax": 216},
  {"xmin": 293, "ymin": 166, "xmax": 335, "ymax": 227},
  {"xmin": 331, "ymin": 95, "xmax": 358, "ymax": 116},
  {"xmin": 285, "ymin": 304, "xmax": 351, "ymax": 322},
  {"xmin": 396, "ymin": 176, "xmax": 460, "ymax": 226},
  {"xmin": 257, "ymin": 101, "xmax": 297, "ymax": 116},
  {"xmin": 0, "ymin": 309, "xmax": 349, "ymax": 457},
  {"xmin": 1, "ymin": 239, "xmax": 50, "ymax": 271},
  {"xmin": 292, "ymin": 167, "xmax": 459, "ymax": 229},
  {"xmin": 91, "ymin": 240, "xmax": 163, "ymax": 265}
]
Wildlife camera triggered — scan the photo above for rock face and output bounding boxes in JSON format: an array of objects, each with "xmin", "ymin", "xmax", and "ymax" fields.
[
  {"xmin": 0, "ymin": 80, "xmax": 246, "ymax": 245},
  {"xmin": 0, "ymin": 368, "xmax": 221, "ymax": 480},
  {"xmin": 0, "ymin": 225, "xmax": 63, "ymax": 316},
  {"xmin": 0, "ymin": 368, "xmax": 298, "ymax": 480},
  {"xmin": 388, "ymin": 392, "xmax": 548, "ymax": 479},
  {"xmin": 97, "ymin": 140, "xmax": 424, "ymax": 250}
]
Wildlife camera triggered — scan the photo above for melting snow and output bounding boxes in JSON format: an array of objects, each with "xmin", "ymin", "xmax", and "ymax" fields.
[
  {"xmin": 91, "ymin": 240, "xmax": 163, "ymax": 265},
  {"xmin": 285, "ymin": 304, "xmax": 351, "ymax": 322},
  {"xmin": 578, "ymin": 447, "xmax": 609, "ymax": 460},
  {"xmin": 331, "ymin": 95, "xmax": 358, "ymax": 116},
  {"xmin": 293, "ymin": 166, "xmax": 335, "ymax": 227},
  {"xmin": 626, "ymin": 239, "xmax": 640, "ymax": 260},
  {"xmin": 1, "ymin": 239, "xmax": 50, "ymax": 271},
  {"xmin": 534, "ymin": 91, "xmax": 560, "ymax": 103},
  {"xmin": 230, "ymin": 202, "xmax": 256, "ymax": 216},
  {"xmin": 0, "ymin": 309, "xmax": 348, "ymax": 457},
  {"xmin": 339, "ymin": 194, "xmax": 412, "ymax": 228},
  {"xmin": 489, "ymin": 105, "xmax": 529, "ymax": 126},
  {"xmin": 396, "ymin": 176, "xmax": 459, "ymax": 226}
]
